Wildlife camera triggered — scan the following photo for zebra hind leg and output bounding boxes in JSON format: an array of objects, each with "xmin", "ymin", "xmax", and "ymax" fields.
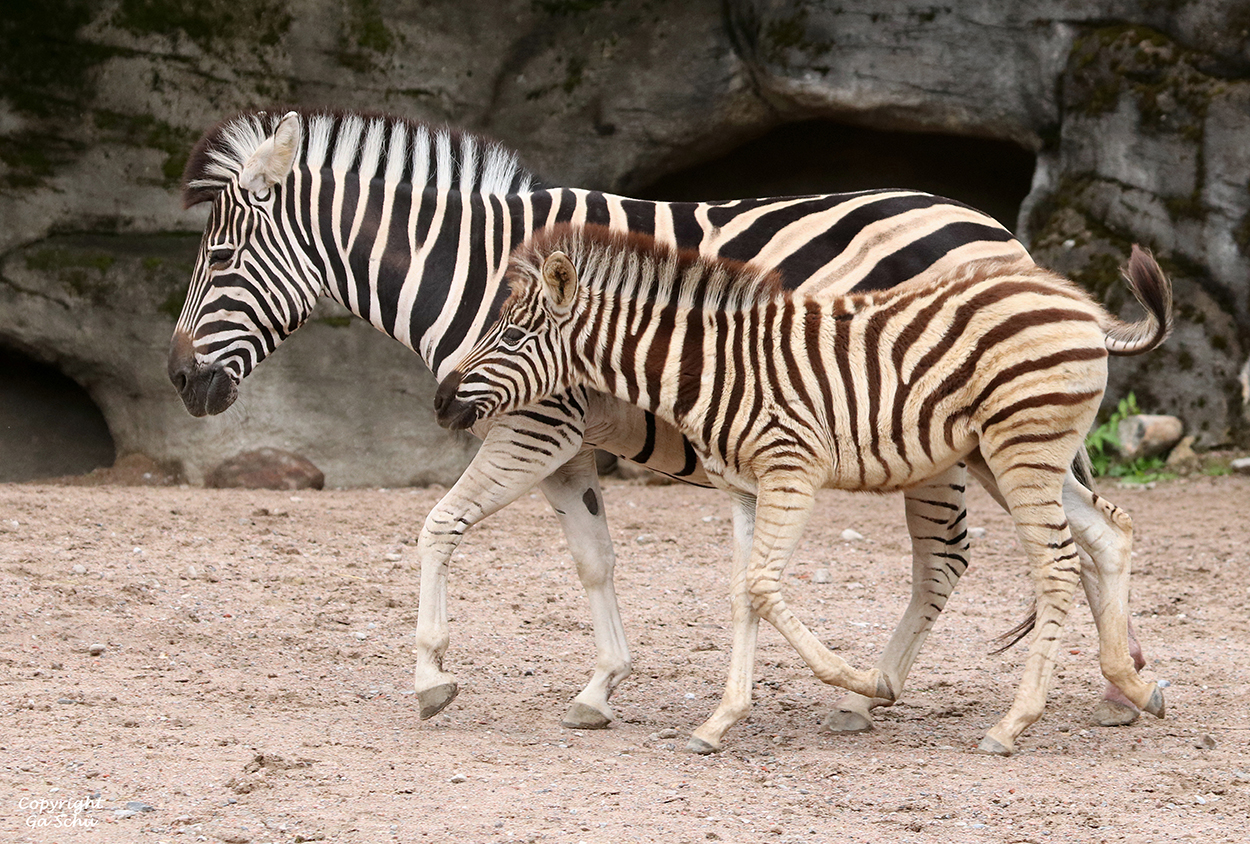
[
  {"xmin": 1063, "ymin": 475, "xmax": 1164, "ymax": 721},
  {"xmin": 824, "ymin": 464, "xmax": 971, "ymax": 733},
  {"xmin": 967, "ymin": 452, "xmax": 1157, "ymax": 727}
]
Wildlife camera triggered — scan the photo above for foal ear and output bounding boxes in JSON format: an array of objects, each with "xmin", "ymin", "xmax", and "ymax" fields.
[
  {"xmin": 239, "ymin": 112, "xmax": 300, "ymax": 194},
  {"xmin": 540, "ymin": 251, "xmax": 578, "ymax": 314}
]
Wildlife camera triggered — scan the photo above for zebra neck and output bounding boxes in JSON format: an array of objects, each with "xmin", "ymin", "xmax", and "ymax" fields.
[{"xmin": 315, "ymin": 182, "xmax": 708, "ymax": 381}]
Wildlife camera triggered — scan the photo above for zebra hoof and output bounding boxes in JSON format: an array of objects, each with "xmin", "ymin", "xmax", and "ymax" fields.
[
  {"xmin": 417, "ymin": 682, "xmax": 459, "ymax": 720},
  {"xmin": 1091, "ymin": 699, "xmax": 1140, "ymax": 727},
  {"xmin": 1144, "ymin": 684, "xmax": 1166, "ymax": 719},
  {"xmin": 874, "ymin": 674, "xmax": 896, "ymax": 704},
  {"xmin": 976, "ymin": 735, "xmax": 1013, "ymax": 757},
  {"xmin": 561, "ymin": 702, "xmax": 612, "ymax": 730},
  {"xmin": 821, "ymin": 708, "xmax": 874, "ymax": 734},
  {"xmin": 686, "ymin": 736, "xmax": 721, "ymax": 755}
]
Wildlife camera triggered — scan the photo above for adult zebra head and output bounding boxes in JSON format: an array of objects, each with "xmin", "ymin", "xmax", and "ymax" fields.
[{"xmin": 169, "ymin": 111, "xmax": 317, "ymax": 416}]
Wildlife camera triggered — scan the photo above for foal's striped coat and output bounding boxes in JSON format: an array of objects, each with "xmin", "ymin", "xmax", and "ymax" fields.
[{"xmin": 437, "ymin": 225, "xmax": 1172, "ymax": 754}]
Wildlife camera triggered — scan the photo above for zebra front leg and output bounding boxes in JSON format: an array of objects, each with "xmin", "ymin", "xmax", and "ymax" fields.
[
  {"xmin": 413, "ymin": 406, "xmax": 588, "ymax": 720},
  {"xmin": 689, "ymin": 492, "xmax": 761, "ymax": 753},
  {"xmin": 739, "ymin": 478, "xmax": 894, "ymax": 727},
  {"xmin": 1064, "ymin": 477, "xmax": 1164, "ymax": 723},
  {"xmin": 538, "ymin": 447, "xmax": 631, "ymax": 729},
  {"xmin": 825, "ymin": 465, "xmax": 971, "ymax": 733}
]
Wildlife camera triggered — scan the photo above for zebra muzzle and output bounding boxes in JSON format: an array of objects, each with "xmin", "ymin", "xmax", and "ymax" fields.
[
  {"xmin": 168, "ymin": 332, "xmax": 238, "ymax": 417},
  {"xmin": 434, "ymin": 371, "xmax": 479, "ymax": 431}
]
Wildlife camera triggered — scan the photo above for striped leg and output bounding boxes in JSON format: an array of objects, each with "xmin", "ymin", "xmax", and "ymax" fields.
[
  {"xmin": 824, "ymin": 464, "xmax": 971, "ymax": 732},
  {"xmin": 413, "ymin": 403, "xmax": 594, "ymax": 720},
  {"xmin": 965, "ymin": 456, "xmax": 1160, "ymax": 729},
  {"xmin": 977, "ymin": 465, "xmax": 1084, "ymax": 755},
  {"xmin": 688, "ymin": 492, "xmax": 761, "ymax": 753},
  {"xmin": 1064, "ymin": 478, "xmax": 1164, "ymax": 722},
  {"xmin": 692, "ymin": 474, "xmax": 894, "ymax": 751}
]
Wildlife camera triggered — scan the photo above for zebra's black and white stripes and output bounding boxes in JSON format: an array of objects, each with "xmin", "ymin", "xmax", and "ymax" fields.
[
  {"xmin": 437, "ymin": 225, "xmax": 1172, "ymax": 754},
  {"xmin": 169, "ymin": 108, "xmax": 1140, "ymax": 734}
]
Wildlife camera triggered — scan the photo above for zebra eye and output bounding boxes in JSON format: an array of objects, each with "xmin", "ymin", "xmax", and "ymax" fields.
[
  {"xmin": 208, "ymin": 247, "xmax": 234, "ymax": 271},
  {"xmin": 500, "ymin": 327, "xmax": 527, "ymax": 348}
]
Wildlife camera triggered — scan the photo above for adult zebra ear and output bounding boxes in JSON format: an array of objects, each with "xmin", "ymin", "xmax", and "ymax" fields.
[
  {"xmin": 540, "ymin": 252, "xmax": 578, "ymax": 316},
  {"xmin": 239, "ymin": 112, "xmax": 300, "ymax": 194}
]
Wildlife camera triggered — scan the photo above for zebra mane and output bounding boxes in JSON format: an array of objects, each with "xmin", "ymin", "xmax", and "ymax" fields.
[
  {"xmin": 509, "ymin": 224, "xmax": 783, "ymax": 311},
  {"xmin": 181, "ymin": 108, "xmax": 541, "ymax": 208}
]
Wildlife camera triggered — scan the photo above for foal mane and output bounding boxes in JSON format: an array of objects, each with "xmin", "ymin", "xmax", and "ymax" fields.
[{"xmin": 508, "ymin": 224, "xmax": 784, "ymax": 311}]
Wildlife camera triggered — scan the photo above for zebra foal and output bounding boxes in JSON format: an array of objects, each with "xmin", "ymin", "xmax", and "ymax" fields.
[{"xmin": 435, "ymin": 225, "xmax": 1172, "ymax": 755}]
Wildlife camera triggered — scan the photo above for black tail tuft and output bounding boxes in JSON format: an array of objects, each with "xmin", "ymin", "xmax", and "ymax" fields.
[{"xmin": 991, "ymin": 608, "xmax": 1037, "ymax": 655}]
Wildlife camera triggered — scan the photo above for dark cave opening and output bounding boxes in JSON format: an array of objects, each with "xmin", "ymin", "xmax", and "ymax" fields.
[
  {"xmin": 0, "ymin": 345, "xmax": 115, "ymax": 482},
  {"xmin": 637, "ymin": 120, "xmax": 1037, "ymax": 231}
]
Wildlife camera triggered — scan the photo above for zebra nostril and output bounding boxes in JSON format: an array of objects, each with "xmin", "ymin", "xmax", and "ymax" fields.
[
  {"xmin": 172, "ymin": 370, "xmax": 188, "ymax": 393},
  {"xmin": 434, "ymin": 371, "xmax": 464, "ymax": 415}
]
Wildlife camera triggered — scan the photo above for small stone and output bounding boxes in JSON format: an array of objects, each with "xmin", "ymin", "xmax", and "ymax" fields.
[
  {"xmin": 384, "ymin": 552, "xmax": 403, "ymax": 562},
  {"xmin": 1165, "ymin": 435, "xmax": 1198, "ymax": 467},
  {"xmin": 968, "ymin": 527, "xmax": 987, "ymax": 540},
  {"xmin": 206, "ymin": 448, "xmax": 325, "ymax": 490},
  {"xmin": 57, "ymin": 697, "xmax": 76, "ymax": 704},
  {"xmin": 88, "ymin": 643, "xmax": 106, "ymax": 656},
  {"xmin": 1117, "ymin": 414, "xmax": 1183, "ymax": 460},
  {"xmin": 1196, "ymin": 734, "xmax": 1216, "ymax": 750},
  {"xmin": 840, "ymin": 528, "xmax": 864, "ymax": 541},
  {"xmin": 125, "ymin": 801, "xmax": 156, "ymax": 812},
  {"xmin": 812, "ymin": 569, "xmax": 833, "ymax": 584},
  {"xmin": 1230, "ymin": 457, "xmax": 1250, "ymax": 476},
  {"xmin": 354, "ymin": 632, "xmax": 367, "ymax": 640},
  {"xmin": 450, "ymin": 773, "xmax": 467, "ymax": 784},
  {"xmin": 72, "ymin": 563, "xmax": 87, "ymax": 575},
  {"xmin": 635, "ymin": 533, "xmax": 656, "ymax": 544}
]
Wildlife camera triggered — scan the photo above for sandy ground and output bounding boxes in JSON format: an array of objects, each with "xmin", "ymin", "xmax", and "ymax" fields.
[{"xmin": 2, "ymin": 473, "xmax": 1249, "ymax": 843}]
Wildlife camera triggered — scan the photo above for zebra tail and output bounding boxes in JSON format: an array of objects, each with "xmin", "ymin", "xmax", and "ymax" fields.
[
  {"xmin": 990, "ymin": 609, "xmax": 1037, "ymax": 655},
  {"xmin": 1101, "ymin": 244, "xmax": 1173, "ymax": 356}
]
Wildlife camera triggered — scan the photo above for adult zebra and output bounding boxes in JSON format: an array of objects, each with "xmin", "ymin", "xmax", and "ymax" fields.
[
  {"xmin": 168, "ymin": 108, "xmax": 1141, "ymax": 734},
  {"xmin": 434, "ymin": 225, "xmax": 1171, "ymax": 754}
]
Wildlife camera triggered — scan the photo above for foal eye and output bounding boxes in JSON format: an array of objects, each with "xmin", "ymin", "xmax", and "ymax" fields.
[
  {"xmin": 208, "ymin": 247, "xmax": 235, "ymax": 271},
  {"xmin": 500, "ymin": 327, "xmax": 526, "ymax": 348}
]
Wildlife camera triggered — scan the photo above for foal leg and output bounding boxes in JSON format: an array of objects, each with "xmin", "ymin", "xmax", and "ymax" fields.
[
  {"xmin": 824, "ymin": 464, "xmax": 972, "ymax": 732},
  {"xmin": 965, "ymin": 455, "xmax": 1157, "ymax": 727},
  {"xmin": 688, "ymin": 492, "xmax": 762, "ymax": 753},
  {"xmin": 976, "ymin": 467, "xmax": 1084, "ymax": 756},
  {"xmin": 1063, "ymin": 477, "xmax": 1163, "ymax": 721}
]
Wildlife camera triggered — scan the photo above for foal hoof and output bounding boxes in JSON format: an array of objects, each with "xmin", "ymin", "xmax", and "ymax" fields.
[
  {"xmin": 561, "ymin": 702, "xmax": 612, "ymax": 730},
  {"xmin": 1144, "ymin": 684, "xmax": 1166, "ymax": 719},
  {"xmin": 874, "ymin": 674, "xmax": 896, "ymax": 704},
  {"xmin": 976, "ymin": 735, "xmax": 1013, "ymax": 757},
  {"xmin": 1091, "ymin": 699, "xmax": 1140, "ymax": 727},
  {"xmin": 417, "ymin": 682, "xmax": 459, "ymax": 720},
  {"xmin": 821, "ymin": 708, "xmax": 874, "ymax": 734},
  {"xmin": 687, "ymin": 736, "xmax": 720, "ymax": 755}
]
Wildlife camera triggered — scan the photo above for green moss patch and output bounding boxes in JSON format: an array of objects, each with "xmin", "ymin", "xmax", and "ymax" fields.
[{"xmin": 112, "ymin": 0, "xmax": 292, "ymax": 52}]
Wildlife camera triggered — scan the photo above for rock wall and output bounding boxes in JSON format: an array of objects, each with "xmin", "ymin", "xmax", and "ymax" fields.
[{"xmin": 1, "ymin": 0, "xmax": 1247, "ymax": 485}]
